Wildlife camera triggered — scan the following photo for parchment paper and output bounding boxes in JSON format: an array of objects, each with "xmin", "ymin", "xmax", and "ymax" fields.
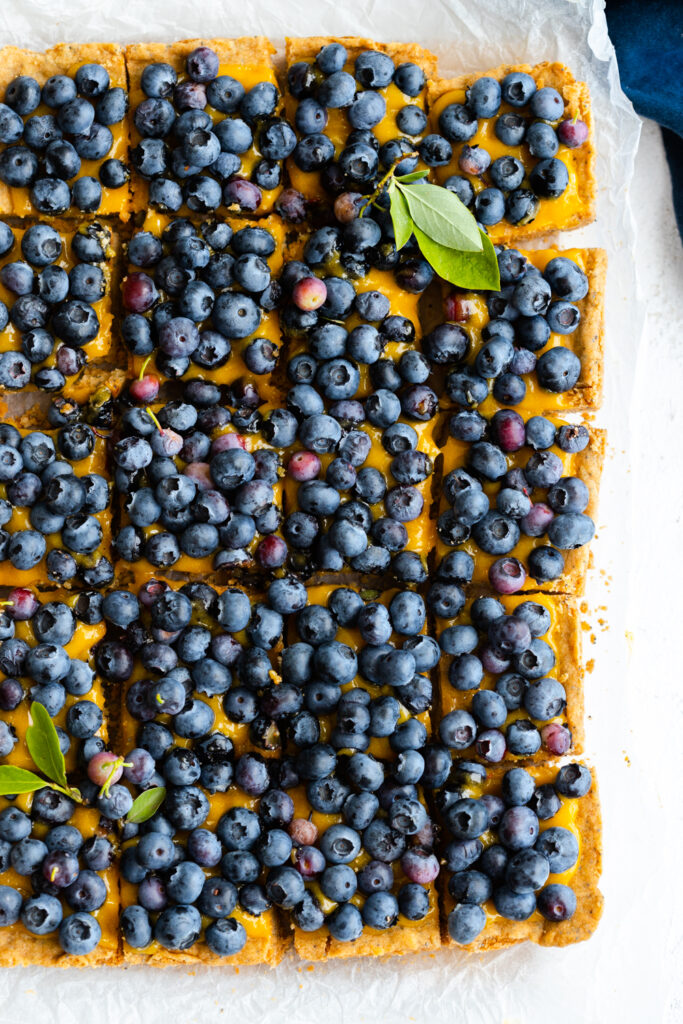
[{"xmin": 0, "ymin": 1, "xmax": 658, "ymax": 1021}]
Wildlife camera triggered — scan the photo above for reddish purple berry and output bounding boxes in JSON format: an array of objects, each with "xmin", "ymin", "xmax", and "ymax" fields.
[
  {"xmin": 223, "ymin": 178, "xmax": 262, "ymax": 213},
  {"xmin": 541, "ymin": 722, "xmax": 572, "ymax": 755},
  {"xmin": 287, "ymin": 450, "xmax": 321, "ymax": 481},
  {"xmin": 401, "ymin": 847, "xmax": 440, "ymax": 884},
  {"xmin": 122, "ymin": 271, "xmax": 158, "ymax": 313},
  {"xmin": 292, "ymin": 276, "xmax": 327, "ymax": 312},
  {"xmin": 557, "ymin": 119, "xmax": 588, "ymax": 148},
  {"xmin": 489, "ymin": 557, "xmax": 527, "ymax": 594}
]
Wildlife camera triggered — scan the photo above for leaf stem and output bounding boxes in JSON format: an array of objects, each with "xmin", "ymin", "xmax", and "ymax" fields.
[{"xmin": 358, "ymin": 152, "xmax": 419, "ymax": 218}]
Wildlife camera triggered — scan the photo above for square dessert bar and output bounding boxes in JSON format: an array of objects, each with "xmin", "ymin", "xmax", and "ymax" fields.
[
  {"xmin": 0, "ymin": 588, "xmax": 120, "ymax": 965},
  {"xmin": 0, "ymin": 220, "xmax": 119, "ymax": 398},
  {"xmin": 119, "ymin": 788, "xmax": 286, "ymax": 967},
  {"xmin": 0, "ymin": 43, "xmax": 131, "ymax": 222},
  {"xmin": 426, "ymin": 62, "xmax": 595, "ymax": 243},
  {"xmin": 437, "ymin": 760, "xmax": 603, "ymax": 950},
  {"xmin": 282, "ymin": 417, "xmax": 439, "ymax": 580},
  {"xmin": 428, "ymin": 246, "xmax": 606, "ymax": 416},
  {"xmin": 433, "ymin": 413, "xmax": 605, "ymax": 596},
  {"xmin": 0, "ymin": 422, "xmax": 112, "ymax": 589},
  {"xmin": 282, "ymin": 231, "xmax": 425, "ymax": 401},
  {"xmin": 433, "ymin": 590, "xmax": 584, "ymax": 763},
  {"xmin": 112, "ymin": 396, "xmax": 287, "ymax": 583},
  {"xmin": 284, "ymin": 783, "xmax": 441, "ymax": 962},
  {"xmin": 122, "ymin": 211, "xmax": 285, "ymax": 404},
  {"xmin": 287, "ymin": 584, "xmax": 434, "ymax": 757},
  {"xmin": 110, "ymin": 579, "xmax": 286, "ymax": 761},
  {"xmin": 284, "ymin": 37, "xmax": 437, "ymax": 204},
  {"xmin": 125, "ymin": 38, "xmax": 286, "ymax": 219}
]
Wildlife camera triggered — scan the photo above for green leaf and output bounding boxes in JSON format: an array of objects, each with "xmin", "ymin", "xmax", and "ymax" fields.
[
  {"xmin": 0, "ymin": 766, "xmax": 50, "ymax": 796},
  {"xmin": 397, "ymin": 180, "xmax": 483, "ymax": 253},
  {"xmin": 395, "ymin": 170, "xmax": 429, "ymax": 184},
  {"xmin": 389, "ymin": 187, "xmax": 413, "ymax": 250},
  {"xmin": 412, "ymin": 226, "xmax": 501, "ymax": 291},
  {"xmin": 26, "ymin": 701, "xmax": 68, "ymax": 789},
  {"xmin": 126, "ymin": 787, "xmax": 166, "ymax": 824}
]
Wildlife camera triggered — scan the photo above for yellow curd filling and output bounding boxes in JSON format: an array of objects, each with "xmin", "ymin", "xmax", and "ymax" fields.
[
  {"xmin": 429, "ymin": 87, "xmax": 587, "ymax": 241},
  {"xmin": 130, "ymin": 60, "xmax": 282, "ymax": 216}
]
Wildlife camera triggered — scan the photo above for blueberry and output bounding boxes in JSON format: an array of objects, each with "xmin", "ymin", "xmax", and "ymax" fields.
[
  {"xmin": 447, "ymin": 903, "xmax": 486, "ymax": 944},
  {"xmin": 529, "ymin": 157, "xmax": 569, "ymax": 198},
  {"xmin": 530, "ymin": 87, "xmax": 564, "ymax": 121},
  {"xmin": 526, "ymin": 120, "xmax": 559, "ymax": 159},
  {"xmin": 21, "ymin": 894, "xmax": 63, "ymax": 935},
  {"xmin": 555, "ymin": 762, "xmax": 592, "ymax": 797}
]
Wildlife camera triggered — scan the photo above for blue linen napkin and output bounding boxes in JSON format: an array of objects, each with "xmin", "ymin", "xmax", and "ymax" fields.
[{"xmin": 606, "ymin": 0, "xmax": 683, "ymax": 237}]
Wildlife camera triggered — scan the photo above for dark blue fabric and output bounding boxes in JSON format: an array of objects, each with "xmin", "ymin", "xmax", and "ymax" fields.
[{"xmin": 606, "ymin": 0, "xmax": 683, "ymax": 236}]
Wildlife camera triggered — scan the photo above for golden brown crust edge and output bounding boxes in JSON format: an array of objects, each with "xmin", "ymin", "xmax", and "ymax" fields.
[
  {"xmin": 439, "ymin": 769, "xmax": 603, "ymax": 951},
  {"xmin": 575, "ymin": 247, "xmax": 607, "ymax": 412},
  {"xmin": 0, "ymin": 43, "xmax": 130, "ymax": 221},
  {"xmin": 292, "ymin": 908, "xmax": 441, "ymax": 962},
  {"xmin": 285, "ymin": 37, "xmax": 438, "ymax": 79},
  {"xmin": 0, "ymin": 931, "xmax": 120, "ymax": 968},
  {"xmin": 427, "ymin": 61, "xmax": 595, "ymax": 243}
]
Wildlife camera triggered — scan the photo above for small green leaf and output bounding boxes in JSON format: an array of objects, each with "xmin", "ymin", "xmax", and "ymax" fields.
[
  {"xmin": 389, "ymin": 187, "xmax": 413, "ymax": 250},
  {"xmin": 0, "ymin": 765, "xmax": 50, "ymax": 796},
  {"xmin": 395, "ymin": 170, "xmax": 429, "ymax": 184},
  {"xmin": 412, "ymin": 226, "xmax": 501, "ymax": 291},
  {"xmin": 126, "ymin": 787, "xmax": 166, "ymax": 824},
  {"xmin": 397, "ymin": 180, "xmax": 483, "ymax": 253},
  {"xmin": 26, "ymin": 701, "xmax": 68, "ymax": 789}
]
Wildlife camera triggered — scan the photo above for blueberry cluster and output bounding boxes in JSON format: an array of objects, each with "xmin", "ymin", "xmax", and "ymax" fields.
[
  {"xmin": 435, "ymin": 410, "xmax": 594, "ymax": 593},
  {"xmin": 284, "ymin": 218, "xmax": 435, "ymax": 330},
  {"xmin": 0, "ymin": 807, "xmax": 114, "ymax": 955},
  {"xmin": 119, "ymin": 780, "xmax": 285, "ymax": 956},
  {"xmin": 436, "ymin": 596, "xmax": 570, "ymax": 760},
  {"xmin": 280, "ymin": 402, "xmax": 435, "ymax": 581},
  {"xmin": 0, "ymin": 592, "xmax": 115, "ymax": 957},
  {"xmin": 96, "ymin": 579, "xmax": 297, "ymax": 748},
  {"xmin": 0, "ymin": 221, "xmax": 112, "ymax": 391},
  {"xmin": 427, "ymin": 250, "xmax": 589, "ymax": 407},
  {"xmin": 440, "ymin": 761, "xmax": 592, "ymax": 944},
  {"xmin": 113, "ymin": 387, "xmax": 286, "ymax": 573},
  {"xmin": 427, "ymin": 72, "xmax": 589, "ymax": 229},
  {"xmin": 288, "ymin": 43, "xmax": 429, "ymax": 195},
  {"xmin": 121, "ymin": 218, "xmax": 279, "ymax": 386},
  {"xmin": 0, "ymin": 63, "xmax": 128, "ymax": 215},
  {"xmin": 132, "ymin": 46, "xmax": 294, "ymax": 216},
  {"xmin": 0, "ymin": 422, "xmax": 111, "ymax": 584},
  {"xmin": 0, "ymin": 592, "xmax": 106, "ymax": 764}
]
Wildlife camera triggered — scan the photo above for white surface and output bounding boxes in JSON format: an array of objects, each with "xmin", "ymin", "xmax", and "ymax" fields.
[
  {"xmin": 0, "ymin": 1, "xmax": 680, "ymax": 1022},
  {"xmin": 628, "ymin": 119, "xmax": 683, "ymax": 1024}
]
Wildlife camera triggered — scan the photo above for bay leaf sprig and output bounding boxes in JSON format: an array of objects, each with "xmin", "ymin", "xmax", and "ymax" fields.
[
  {"xmin": 362, "ymin": 160, "xmax": 500, "ymax": 292},
  {"xmin": 0, "ymin": 701, "xmax": 165, "ymax": 824}
]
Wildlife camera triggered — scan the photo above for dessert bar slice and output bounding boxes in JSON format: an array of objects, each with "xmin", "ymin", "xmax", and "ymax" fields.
[
  {"xmin": 433, "ymin": 591, "xmax": 584, "ymax": 763},
  {"xmin": 281, "ymin": 228, "xmax": 427, "ymax": 402},
  {"xmin": 436, "ymin": 760, "xmax": 602, "ymax": 949},
  {"xmin": 283, "ymin": 783, "xmax": 441, "ymax": 961},
  {"xmin": 426, "ymin": 62, "xmax": 595, "ymax": 243},
  {"xmin": 0, "ymin": 220, "xmax": 119, "ymax": 398},
  {"xmin": 284, "ymin": 37, "xmax": 437, "ymax": 204},
  {"xmin": 111, "ymin": 391, "xmax": 287, "ymax": 582},
  {"xmin": 281, "ymin": 416, "xmax": 439, "ymax": 580},
  {"xmin": 425, "ymin": 246, "xmax": 606, "ymax": 416},
  {"xmin": 0, "ymin": 43, "xmax": 131, "ymax": 221},
  {"xmin": 431, "ymin": 413, "xmax": 605, "ymax": 596},
  {"xmin": 118, "ymin": 787, "xmax": 286, "ymax": 966},
  {"xmin": 121, "ymin": 212, "xmax": 285, "ymax": 404},
  {"xmin": 0, "ymin": 587, "xmax": 120, "ymax": 965},
  {"xmin": 0, "ymin": 422, "xmax": 112, "ymax": 589},
  {"xmin": 126, "ymin": 38, "xmax": 287, "ymax": 219}
]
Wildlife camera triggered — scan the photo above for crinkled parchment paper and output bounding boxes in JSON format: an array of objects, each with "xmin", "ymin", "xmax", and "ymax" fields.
[{"xmin": 0, "ymin": 1, "xmax": 661, "ymax": 1021}]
